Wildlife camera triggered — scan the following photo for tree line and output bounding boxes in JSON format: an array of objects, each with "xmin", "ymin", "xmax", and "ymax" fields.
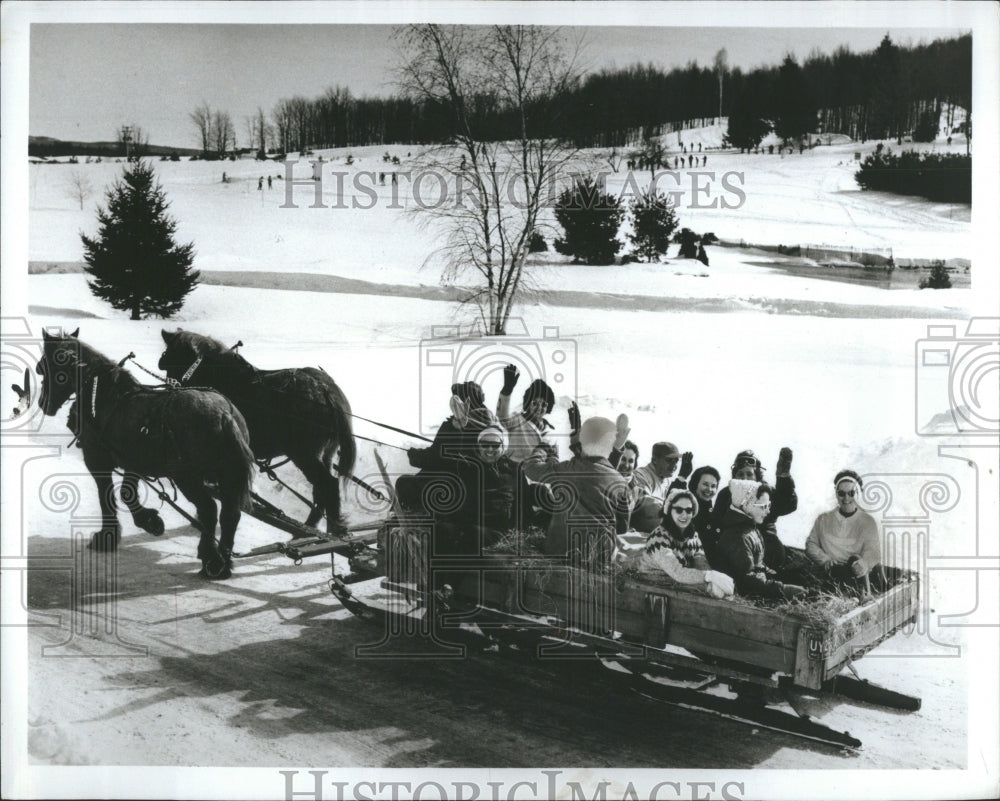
[
  {"xmin": 189, "ymin": 32, "xmax": 968, "ymax": 157},
  {"xmin": 726, "ymin": 34, "xmax": 971, "ymax": 150}
]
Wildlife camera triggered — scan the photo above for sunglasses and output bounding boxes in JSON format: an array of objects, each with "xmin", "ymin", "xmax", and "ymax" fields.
[
  {"xmin": 671, "ymin": 506, "xmax": 695, "ymax": 515},
  {"xmin": 837, "ymin": 490, "xmax": 856, "ymax": 498},
  {"xmin": 479, "ymin": 441, "xmax": 503, "ymax": 450},
  {"xmin": 751, "ymin": 501, "xmax": 771, "ymax": 509}
]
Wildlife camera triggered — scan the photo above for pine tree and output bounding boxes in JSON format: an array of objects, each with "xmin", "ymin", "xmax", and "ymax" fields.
[
  {"xmin": 773, "ymin": 55, "xmax": 816, "ymax": 143},
  {"xmin": 628, "ymin": 190, "xmax": 679, "ymax": 262},
  {"xmin": 554, "ymin": 178, "xmax": 624, "ymax": 265},
  {"xmin": 81, "ymin": 161, "xmax": 198, "ymax": 320},
  {"xmin": 919, "ymin": 263, "xmax": 952, "ymax": 289},
  {"xmin": 724, "ymin": 93, "xmax": 772, "ymax": 152}
]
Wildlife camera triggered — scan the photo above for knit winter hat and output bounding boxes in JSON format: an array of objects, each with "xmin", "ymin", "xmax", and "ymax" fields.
[
  {"xmin": 729, "ymin": 478, "xmax": 764, "ymax": 515},
  {"xmin": 661, "ymin": 488, "xmax": 700, "ymax": 519},
  {"xmin": 579, "ymin": 416, "xmax": 617, "ymax": 458},
  {"xmin": 450, "ymin": 381, "xmax": 485, "ymax": 409},
  {"xmin": 477, "ymin": 424, "xmax": 509, "ymax": 452}
]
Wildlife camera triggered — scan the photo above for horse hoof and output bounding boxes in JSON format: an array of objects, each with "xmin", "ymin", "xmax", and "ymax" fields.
[
  {"xmin": 87, "ymin": 530, "xmax": 120, "ymax": 551},
  {"xmin": 200, "ymin": 557, "xmax": 232, "ymax": 580},
  {"xmin": 135, "ymin": 510, "xmax": 165, "ymax": 536}
]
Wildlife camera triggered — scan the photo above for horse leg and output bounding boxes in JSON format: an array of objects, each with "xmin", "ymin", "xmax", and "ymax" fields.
[
  {"xmin": 216, "ymin": 477, "xmax": 244, "ymax": 578},
  {"xmin": 120, "ymin": 472, "xmax": 165, "ymax": 536},
  {"xmin": 174, "ymin": 476, "xmax": 227, "ymax": 579},
  {"xmin": 82, "ymin": 447, "xmax": 121, "ymax": 551},
  {"xmin": 293, "ymin": 452, "xmax": 343, "ymax": 534}
]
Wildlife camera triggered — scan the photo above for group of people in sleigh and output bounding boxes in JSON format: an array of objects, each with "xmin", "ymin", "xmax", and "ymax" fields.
[{"xmin": 395, "ymin": 365, "xmax": 895, "ymax": 604}]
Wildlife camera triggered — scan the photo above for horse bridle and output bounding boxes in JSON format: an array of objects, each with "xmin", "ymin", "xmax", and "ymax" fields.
[{"xmin": 178, "ymin": 355, "xmax": 203, "ymax": 384}]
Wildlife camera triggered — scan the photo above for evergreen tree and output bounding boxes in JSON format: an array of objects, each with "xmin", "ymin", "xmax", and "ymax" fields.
[
  {"xmin": 527, "ymin": 229, "xmax": 548, "ymax": 253},
  {"xmin": 919, "ymin": 264, "xmax": 952, "ymax": 289},
  {"xmin": 81, "ymin": 161, "xmax": 198, "ymax": 320},
  {"xmin": 628, "ymin": 190, "xmax": 679, "ymax": 262},
  {"xmin": 868, "ymin": 34, "xmax": 906, "ymax": 140},
  {"xmin": 554, "ymin": 178, "xmax": 624, "ymax": 265},
  {"xmin": 724, "ymin": 91, "xmax": 772, "ymax": 151},
  {"xmin": 773, "ymin": 55, "xmax": 815, "ymax": 143}
]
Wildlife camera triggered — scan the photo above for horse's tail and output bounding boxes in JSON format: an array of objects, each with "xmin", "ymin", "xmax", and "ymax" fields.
[
  {"xmin": 335, "ymin": 399, "xmax": 356, "ymax": 481},
  {"xmin": 222, "ymin": 411, "xmax": 256, "ymax": 512},
  {"xmin": 324, "ymin": 382, "xmax": 356, "ymax": 482}
]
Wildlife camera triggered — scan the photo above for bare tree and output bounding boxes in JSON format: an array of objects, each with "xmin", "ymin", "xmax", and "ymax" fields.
[
  {"xmin": 397, "ymin": 24, "xmax": 584, "ymax": 335},
  {"xmin": 65, "ymin": 169, "xmax": 94, "ymax": 210},
  {"xmin": 189, "ymin": 102, "xmax": 213, "ymax": 155},
  {"xmin": 605, "ymin": 145, "xmax": 624, "ymax": 173},
  {"xmin": 212, "ymin": 110, "xmax": 235, "ymax": 157},
  {"xmin": 116, "ymin": 124, "xmax": 149, "ymax": 159},
  {"xmin": 271, "ymin": 99, "xmax": 294, "ymax": 154},
  {"xmin": 715, "ymin": 48, "xmax": 728, "ymax": 121}
]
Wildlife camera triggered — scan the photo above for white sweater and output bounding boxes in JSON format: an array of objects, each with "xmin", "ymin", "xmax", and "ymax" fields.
[{"xmin": 805, "ymin": 507, "xmax": 881, "ymax": 572}]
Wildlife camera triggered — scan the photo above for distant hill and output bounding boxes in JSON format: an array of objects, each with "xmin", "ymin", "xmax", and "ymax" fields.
[{"xmin": 29, "ymin": 136, "xmax": 201, "ymax": 158}]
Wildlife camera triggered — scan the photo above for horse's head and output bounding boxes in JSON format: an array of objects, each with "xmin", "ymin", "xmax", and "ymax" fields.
[
  {"xmin": 159, "ymin": 329, "xmax": 202, "ymax": 381},
  {"xmin": 36, "ymin": 328, "xmax": 82, "ymax": 416}
]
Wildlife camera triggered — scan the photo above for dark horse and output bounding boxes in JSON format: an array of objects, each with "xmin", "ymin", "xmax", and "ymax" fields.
[
  {"xmin": 158, "ymin": 329, "xmax": 356, "ymax": 532},
  {"xmin": 36, "ymin": 329, "xmax": 255, "ymax": 579}
]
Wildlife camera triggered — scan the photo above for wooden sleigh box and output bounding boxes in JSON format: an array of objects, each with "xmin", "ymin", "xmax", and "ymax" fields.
[{"xmin": 449, "ymin": 556, "xmax": 919, "ymax": 691}]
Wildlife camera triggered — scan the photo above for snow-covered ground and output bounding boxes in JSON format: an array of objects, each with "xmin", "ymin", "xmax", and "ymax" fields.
[{"xmin": 29, "ymin": 129, "xmax": 972, "ymax": 274}]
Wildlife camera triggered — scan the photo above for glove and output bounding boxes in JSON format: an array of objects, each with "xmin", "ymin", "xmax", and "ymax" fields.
[
  {"xmin": 780, "ymin": 583, "xmax": 807, "ymax": 601},
  {"xmin": 613, "ymin": 413, "xmax": 631, "ymax": 451},
  {"xmin": 704, "ymin": 570, "xmax": 734, "ymax": 599},
  {"xmin": 501, "ymin": 363, "xmax": 520, "ymax": 395},
  {"xmin": 776, "ymin": 446, "xmax": 793, "ymax": 478},
  {"xmin": 11, "ymin": 367, "xmax": 30, "ymax": 419},
  {"xmin": 406, "ymin": 447, "xmax": 421, "ymax": 467},
  {"xmin": 679, "ymin": 451, "xmax": 693, "ymax": 479},
  {"xmin": 567, "ymin": 401, "xmax": 581, "ymax": 434},
  {"xmin": 449, "ymin": 395, "xmax": 470, "ymax": 429}
]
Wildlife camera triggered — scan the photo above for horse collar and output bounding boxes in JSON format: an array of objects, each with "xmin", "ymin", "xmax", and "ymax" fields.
[{"xmin": 180, "ymin": 355, "xmax": 203, "ymax": 384}]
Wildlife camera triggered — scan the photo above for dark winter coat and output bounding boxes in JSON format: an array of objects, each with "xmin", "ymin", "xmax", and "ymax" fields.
[
  {"xmin": 709, "ymin": 473, "xmax": 798, "ymax": 567},
  {"xmin": 521, "ymin": 451, "xmax": 631, "ymax": 558},
  {"xmin": 407, "ymin": 416, "xmax": 479, "ymax": 470},
  {"xmin": 715, "ymin": 508, "xmax": 788, "ymax": 601}
]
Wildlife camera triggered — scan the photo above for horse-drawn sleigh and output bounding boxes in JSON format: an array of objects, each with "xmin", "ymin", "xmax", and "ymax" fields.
[{"xmin": 30, "ymin": 328, "xmax": 922, "ymax": 751}]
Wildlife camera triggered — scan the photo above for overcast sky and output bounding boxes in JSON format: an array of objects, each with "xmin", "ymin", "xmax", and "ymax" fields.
[{"xmin": 30, "ymin": 24, "xmax": 966, "ymax": 147}]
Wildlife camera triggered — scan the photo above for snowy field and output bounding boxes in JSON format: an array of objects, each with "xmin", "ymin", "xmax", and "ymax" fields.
[{"xmin": 8, "ymin": 123, "xmax": 999, "ymax": 773}]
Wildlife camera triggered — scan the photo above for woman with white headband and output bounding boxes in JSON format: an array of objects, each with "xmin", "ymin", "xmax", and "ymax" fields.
[{"xmin": 805, "ymin": 469, "xmax": 886, "ymax": 594}]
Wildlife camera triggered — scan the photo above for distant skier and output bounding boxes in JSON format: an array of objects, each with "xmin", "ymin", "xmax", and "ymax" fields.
[
  {"xmin": 267, "ymin": 175, "xmax": 272, "ymax": 189},
  {"xmin": 257, "ymin": 177, "xmax": 263, "ymax": 190}
]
